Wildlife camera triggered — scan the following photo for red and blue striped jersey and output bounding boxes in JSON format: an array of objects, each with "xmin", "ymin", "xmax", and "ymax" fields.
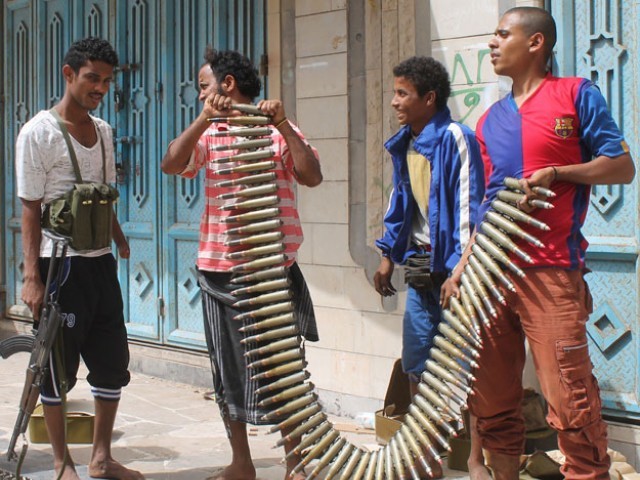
[{"xmin": 476, "ymin": 75, "xmax": 630, "ymax": 269}]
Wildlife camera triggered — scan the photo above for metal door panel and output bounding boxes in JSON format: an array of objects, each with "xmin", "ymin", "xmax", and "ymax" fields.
[
  {"xmin": 4, "ymin": 0, "xmax": 35, "ymax": 319},
  {"xmin": 115, "ymin": 0, "xmax": 162, "ymax": 341},
  {"xmin": 550, "ymin": 0, "xmax": 639, "ymax": 419},
  {"xmin": 160, "ymin": 0, "xmax": 266, "ymax": 349}
]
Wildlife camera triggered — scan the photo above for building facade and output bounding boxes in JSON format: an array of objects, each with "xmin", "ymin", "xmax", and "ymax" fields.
[{"xmin": 2, "ymin": 0, "xmax": 639, "ymax": 463}]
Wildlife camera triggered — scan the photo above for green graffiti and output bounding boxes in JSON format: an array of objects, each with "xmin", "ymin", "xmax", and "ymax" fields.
[{"xmin": 450, "ymin": 48, "xmax": 491, "ymax": 125}]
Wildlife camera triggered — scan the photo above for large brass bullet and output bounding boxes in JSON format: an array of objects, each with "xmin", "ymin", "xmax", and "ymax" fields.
[
  {"xmin": 238, "ymin": 312, "xmax": 295, "ymax": 333},
  {"xmin": 420, "ymin": 371, "xmax": 466, "ymax": 407},
  {"xmin": 411, "ymin": 396, "xmax": 457, "ymax": 439},
  {"xmin": 211, "ymin": 148, "xmax": 276, "ymax": 164},
  {"xmin": 284, "ymin": 421, "xmax": 333, "ymax": 457},
  {"xmin": 448, "ymin": 296, "xmax": 474, "ymax": 333},
  {"xmin": 471, "ymin": 244, "xmax": 516, "ymax": 292},
  {"xmin": 400, "ymin": 425, "xmax": 433, "ymax": 477},
  {"xmin": 408, "ymin": 406, "xmax": 452, "ymax": 454},
  {"xmin": 441, "ymin": 308, "xmax": 480, "ymax": 348},
  {"xmin": 375, "ymin": 447, "xmax": 386, "ymax": 480},
  {"xmin": 234, "ymin": 301, "xmax": 294, "ymax": 321},
  {"xmin": 497, "ymin": 189, "xmax": 554, "ymax": 210},
  {"xmin": 459, "ymin": 275, "xmax": 490, "ymax": 330},
  {"xmin": 503, "ymin": 177, "xmax": 556, "ymax": 198},
  {"xmin": 290, "ymin": 429, "xmax": 340, "ymax": 475},
  {"xmin": 463, "ymin": 266, "xmax": 497, "ymax": 321},
  {"xmin": 251, "ymin": 359, "xmax": 306, "ymax": 382},
  {"xmin": 241, "ymin": 324, "xmax": 299, "ymax": 344},
  {"xmin": 232, "ymin": 288, "xmax": 292, "ymax": 308},
  {"xmin": 260, "ymin": 392, "xmax": 315, "ymax": 421},
  {"xmin": 231, "ymin": 265, "xmax": 287, "ymax": 283},
  {"xmin": 259, "ymin": 381, "xmax": 314, "ymax": 408},
  {"xmin": 320, "ymin": 442, "xmax": 354, "ymax": 480},
  {"xmin": 426, "ymin": 359, "xmax": 473, "ymax": 395},
  {"xmin": 307, "ymin": 438, "xmax": 348, "ymax": 480},
  {"xmin": 475, "ymin": 233, "xmax": 525, "ymax": 278},
  {"xmin": 215, "ymin": 160, "xmax": 276, "ymax": 175},
  {"xmin": 491, "ymin": 199, "xmax": 550, "ymax": 231},
  {"xmin": 223, "ymin": 207, "xmax": 281, "ymax": 224},
  {"xmin": 387, "ymin": 438, "xmax": 407, "ymax": 480},
  {"xmin": 351, "ymin": 451, "xmax": 371, "ymax": 480},
  {"xmin": 217, "ymin": 183, "xmax": 278, "ymax": 200},
  {"xmin": 208, "ymin": 115, "xmax": 271, "ymax": 125},
  {"xmin": 255, "ymin": 370, "xmax": 309, "ymax": 396},
  {"xmin": 431, "ymin": 348, "xmax": 476, "ymax": 383},
  {"xmin": 437, "ymin": 322, "xmax": 480, "ymax": 359},
  {"xmin": 215, "ymin": 171, "xmax": 277, "ymax": 188},
  {"xmin": 481, "ymin": 222, "xmax": 533, "ymax": 264},
  {"xmin": 433, "ymin": 335, "xmax": 478, "ymax": 368},
  {"xmin": 244, "ymin": 336, "xmax": 300, "ymax": 358},
  {"xmin": 404, "ymin": 414, "xmax": 442, "ymax": 464},
  {"xmin": 226, "ymin": 219, "xmax": 283, "ymax": 236},
  {"xmin": 231, "ymin": 277, "xmax": 290, "ymax": 296},
  {"xmin": 210, "ymin": 126, "xmax": 273, "ymax": 138},
  {"xmin": 468, "ymin": 254, "xmax": 507, "ymax": 306},
  {"xmin": 459, "ymin": 285, "xmax": 481, "ymax": 335},
  {"xmin": 485, "ymin": 211, "xmax": 544, "ymax": 248},
  {"xmin": 230, "ymin": 103, "xmax": 267, "ymax": 116},
  {"xmin": 247, "ymin": 348, "xmax": 303, "ymax": 370},
  {"xmin": 339, "ymin": 448, "xmax": 363, "ymax": 480},
  {"xmin": 274, "ymin": 412, "xmax": 326, "ymax": 447},
  {"xmin": 210, "ymin": 137, "xmax": 273, "ymax": 153},
  {"xmin": 220, "ymin": 195, "xmax": 280, "ymax": 212},
  {"xmin": 226, "ymin": 230, "xmax": 284, "ymax": 247},
  {"xmin": 225, "ymin": 242, "xmax": 285, "ymax": 260},
  {"xmin": 361, "ymin": 451, "xmax": 377, "ymax": 480},
  {"xmin": 268, "ymin": 402, "xmax": 321, "ymax": 434},
  {"xmin": 395, "ymin": 430, "xmax": 420, "ymax": 480},
  {"xmin": 417, "ymin": 379, "xmax": 463, "ymax": 421}
]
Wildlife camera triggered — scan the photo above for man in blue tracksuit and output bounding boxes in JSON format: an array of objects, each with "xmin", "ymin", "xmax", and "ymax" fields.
[{"xmin": 374, "ymin": 56, "xmax": 486, "ymax": 477}]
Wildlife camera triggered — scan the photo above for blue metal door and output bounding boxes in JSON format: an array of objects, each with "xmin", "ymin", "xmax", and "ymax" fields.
[
  {"xmin": 3, "ymin": 0, "xmax": 265, "ymax": 350},
  {"xmin": 550, "ymin": 0, "xmax": 639, "ymax": 419},
  {"xmin": 159, "ymin": 0, "xmax": 266, "ymax": 349}
]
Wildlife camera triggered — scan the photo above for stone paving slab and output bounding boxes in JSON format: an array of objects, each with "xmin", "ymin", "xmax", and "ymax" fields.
[{"xmin": 1, "ymin": 348, "xmax": 471, "ymax": 479}]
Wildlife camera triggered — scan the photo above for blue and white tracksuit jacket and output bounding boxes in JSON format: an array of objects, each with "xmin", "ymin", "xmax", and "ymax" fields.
[{"xmin": 375, "ymin": 107, "xmax": 484, "ymax": 274}]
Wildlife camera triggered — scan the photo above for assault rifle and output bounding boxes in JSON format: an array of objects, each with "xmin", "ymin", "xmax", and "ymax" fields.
[{"xmin": 5, "ymin": 230, "xmax": 70, "ymax": 463}]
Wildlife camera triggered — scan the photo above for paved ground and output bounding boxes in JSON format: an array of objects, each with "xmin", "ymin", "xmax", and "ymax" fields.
[{"xmin": 0, "ymin": 348, "xmax": 472, "ymax": 479}]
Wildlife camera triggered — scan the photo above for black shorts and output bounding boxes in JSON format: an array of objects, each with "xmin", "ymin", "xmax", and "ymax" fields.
[{"xmin": 38, "ymin": 254, "xmax": 130, "ymax": 402}]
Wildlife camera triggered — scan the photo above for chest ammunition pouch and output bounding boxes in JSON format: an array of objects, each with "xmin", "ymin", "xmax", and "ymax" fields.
[{"xmin": 42, "ymin": 109, "xmax": 119, "ymax": 251}]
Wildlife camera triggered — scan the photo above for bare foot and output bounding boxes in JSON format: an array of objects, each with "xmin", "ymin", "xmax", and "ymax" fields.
[
  {"xmin": 469, "ymin": 460, "xmax": 493, "ymax": 480},
  {"xmin": 53, "ymin": 463, "xmax": 81, "ymax": 480},
  {"xmin": 206, "ymin": 464, "xmax": 256, "ymax": 480},
  {"xmin": 89, "ymin": 458, "xmax": 145, "ymax": 479}
]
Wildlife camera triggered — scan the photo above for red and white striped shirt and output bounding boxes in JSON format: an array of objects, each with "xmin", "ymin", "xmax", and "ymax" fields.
[{"xmin": 180, "ymin": 121, "xmax": 318, "ymax": 272}]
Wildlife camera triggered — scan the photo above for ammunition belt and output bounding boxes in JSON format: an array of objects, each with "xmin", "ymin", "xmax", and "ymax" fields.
[
  {"xmin": 217, "ymin": 106, "xmax": 555, "ymax": 479},
  {"xmin": 404, "ymin": 254, "xmax": 446, "ymax": 291}
]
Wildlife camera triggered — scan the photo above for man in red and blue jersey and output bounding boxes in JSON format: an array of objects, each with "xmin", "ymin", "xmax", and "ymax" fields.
[{"xmin": 443, "ymin": 6, "xmax": 635, "ymax": 479}]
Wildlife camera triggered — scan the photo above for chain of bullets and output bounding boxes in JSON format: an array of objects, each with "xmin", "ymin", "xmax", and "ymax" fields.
[{"xmin": 218, "ymin": 106, "xmax": 555, "ymax": 479}]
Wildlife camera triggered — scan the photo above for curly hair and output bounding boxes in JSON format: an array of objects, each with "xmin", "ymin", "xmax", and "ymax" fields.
[
  {"xmin": 63, "ymin": 37, "xmax": 118, "ymax": 72},
  {"xmin": 393, "ymin": 56, "xmax": 451, "ymax": 111},
  {"xmin": 204, "ymin": 47, "xmax": 262, "ymax": 100}
]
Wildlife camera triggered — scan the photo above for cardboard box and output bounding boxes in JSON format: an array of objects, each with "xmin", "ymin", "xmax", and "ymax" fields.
[
  {"xmin": 29, "ymin": 400, "xmax": 95, "ymax": 444},
  {"xmin": 374, "ymin": 359, "xmax": 411, "ymax": 445}
]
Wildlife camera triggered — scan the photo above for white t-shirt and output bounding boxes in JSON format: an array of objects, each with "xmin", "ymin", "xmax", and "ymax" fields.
[{"xmin": 15, "ymin": 110, "xmax": 117, "ymax": 257}]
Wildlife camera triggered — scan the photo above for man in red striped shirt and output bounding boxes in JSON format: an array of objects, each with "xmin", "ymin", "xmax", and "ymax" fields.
[{"xmin": 162, "ymin": 47, "xmax": 322, "ymax": 480}]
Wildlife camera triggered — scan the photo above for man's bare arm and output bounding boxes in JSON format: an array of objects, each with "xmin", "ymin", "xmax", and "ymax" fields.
[{"xmin": 21, "ymin": 199, "xmax": 44, "ymax": 319}]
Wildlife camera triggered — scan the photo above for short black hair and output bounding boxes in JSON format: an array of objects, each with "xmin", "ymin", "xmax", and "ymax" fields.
[
  {"xmin": 393, "ymin": 56, "xmax": 451, "ymax": 111},
  {"xmin": 505, "ymin": 6, "xmax": 557, "ymax": 61},
  {"xmin": 63, "ymin": 37, "xmax": 118, "ymax": 72},
  {"xmin": 204, "ymin": 47, "xmax": 262, "ymax": 100}
]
